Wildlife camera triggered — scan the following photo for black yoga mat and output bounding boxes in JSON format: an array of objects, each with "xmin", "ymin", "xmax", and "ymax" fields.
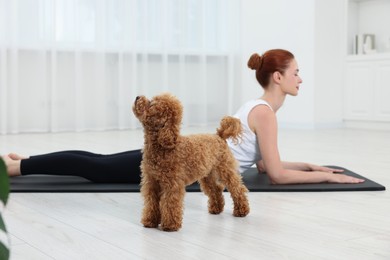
[{"xmin": 10, "ymin": 166, "xmax": 385, "ymax": 193}]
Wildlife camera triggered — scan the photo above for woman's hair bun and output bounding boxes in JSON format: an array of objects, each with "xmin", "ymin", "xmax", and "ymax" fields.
[{"xmin": 247, "ymin": 53, "xmax": 262, "ymax": 70}]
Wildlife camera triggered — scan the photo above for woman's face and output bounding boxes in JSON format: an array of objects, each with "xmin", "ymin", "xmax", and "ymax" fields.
[{"xmin": 280, "ymin": 59, "xmax": 302, "ymax": 96}]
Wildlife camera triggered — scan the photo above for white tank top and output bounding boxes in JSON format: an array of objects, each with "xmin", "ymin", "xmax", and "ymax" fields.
[{"xmin": 227, "ymin": 99, "xmax": 273, "ymax": 174}]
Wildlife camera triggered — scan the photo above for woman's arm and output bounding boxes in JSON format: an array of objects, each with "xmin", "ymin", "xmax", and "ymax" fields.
[
  {"xmin": 257, "ymin": 160, "xmax": 344, "ymax": 173},
  {"xmin": 249, "ymin": 106, "xmax": 364, "ymax": 184},
  {"xmin": 281, "ymin": 161, "xmax": 344, "ymax": 173}
]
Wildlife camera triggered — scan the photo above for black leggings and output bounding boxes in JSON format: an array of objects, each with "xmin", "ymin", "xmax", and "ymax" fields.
[{"xmin": 20, "ymin": 150, "xmax": 143, "ymax": 183}]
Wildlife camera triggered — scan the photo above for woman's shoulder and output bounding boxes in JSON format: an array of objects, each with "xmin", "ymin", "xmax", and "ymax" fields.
[
  {"xmin": 248, "ymin": 102, "xmax": 276, "ymax": 131},
  {"xmin": 234, "ymin": 99, "xmax": 274, "ymax": 127},
  {"xmin": 250, "ymin": 103, "xmax": 274, "ymax": 118},
  {"xmin": 244, "ymin": 99, "xmax": 273, "ymax": 111},
  {"xmin": 247, "ymin": 99, "xmax": 273, "ymax": 117}
]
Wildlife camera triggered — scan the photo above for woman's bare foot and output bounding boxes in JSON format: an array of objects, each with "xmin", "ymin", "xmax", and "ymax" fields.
[
  {"xmin": 1, "ymin": 154, "xmax": 22, "ymax": 177},
  {"xmin": 8, "ymin": 153, "xmax": 28, "ymax": 160}
]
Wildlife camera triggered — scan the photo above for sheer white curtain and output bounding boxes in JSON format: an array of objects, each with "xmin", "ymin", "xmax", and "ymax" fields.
[{"xmin": 0, "ymin": 0, "xmax": 241, "ymax": 134}]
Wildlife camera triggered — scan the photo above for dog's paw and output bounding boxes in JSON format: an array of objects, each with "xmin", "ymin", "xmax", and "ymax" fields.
[
  {"xmin": 141, "ymin": 216, "xmax": 160, "ymax": 228},
  {"xmin": 161, "ymin": 224, "xmax": 181, "ymax": 232},
  {"xmin": 208, "ymin": 205, "xmax": 224, "ymax": 215},
  {"xmin": 142, "ymin": 221, "xmax": 159, "ymax": 228},
  {"xmin": 233, "ymin": 205, "xmax": 250, "ymax": 217}
]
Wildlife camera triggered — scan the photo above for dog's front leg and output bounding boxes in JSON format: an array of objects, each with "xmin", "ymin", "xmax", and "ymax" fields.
[
  {"xmin": 159, "ymin": 182, "xmax": 186, "ymax": 231},
  {"xmin": 140, "ymin": 174, "xmax": 161, "ymax": 228}
]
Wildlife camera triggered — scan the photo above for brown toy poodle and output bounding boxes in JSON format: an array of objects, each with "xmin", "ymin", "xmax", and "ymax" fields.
[{"xmin": 133, "ymin": 93, "xmax": 250, "ymax": 231}]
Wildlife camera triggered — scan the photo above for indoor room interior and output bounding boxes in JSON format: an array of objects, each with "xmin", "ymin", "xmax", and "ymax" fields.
[{"xmin": 0, "ymin": 0, "xmax": 389, "ymax": 259}]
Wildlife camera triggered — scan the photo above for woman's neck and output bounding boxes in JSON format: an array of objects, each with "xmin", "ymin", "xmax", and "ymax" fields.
[{"xmin": 260, "ymin": 88, "xmax": 286, "ymax": 113}]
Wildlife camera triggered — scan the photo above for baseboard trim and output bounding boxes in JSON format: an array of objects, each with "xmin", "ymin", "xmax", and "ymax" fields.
[
  {"xmin": 343, "ymin": 120, "xmax": 390, "ymax": 131},
  {"xmin": 278, "ymin": 122, "xmax": 344, "ymax": 130}
]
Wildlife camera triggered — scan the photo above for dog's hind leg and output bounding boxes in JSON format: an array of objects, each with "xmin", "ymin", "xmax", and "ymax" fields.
[
  {"xmin": 216, "ymin": 164, "xmax": 250, "ymax": 217},
  {"xmin": 199, "ymin": 173, "xmax": 225, "ymax": 215},
  {"xmin": 140, "ymin": 174, "xmax": 161, "ymax": 228},
  {"xmin": 159, "ymin": 182, "xmax": 186, "ymax": 231}
]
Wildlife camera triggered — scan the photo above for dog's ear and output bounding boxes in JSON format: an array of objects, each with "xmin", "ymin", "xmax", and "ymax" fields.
[{"xmin": 157, "ymin": 126, "xmax": 178, "ymax": 149}]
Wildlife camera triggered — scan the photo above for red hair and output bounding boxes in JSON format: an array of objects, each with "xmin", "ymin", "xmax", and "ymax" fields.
[{"xmin": 247, "ymin": 49, "xmax": 294, "ymax": 88}]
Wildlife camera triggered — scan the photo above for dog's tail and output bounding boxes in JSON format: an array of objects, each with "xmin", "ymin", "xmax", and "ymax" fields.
[{"xmin": 216, "ymin": 116, "xmax": 242, "ymax": 143}]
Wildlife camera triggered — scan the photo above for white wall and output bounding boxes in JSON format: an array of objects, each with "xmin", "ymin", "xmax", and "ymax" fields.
[
  {"xmin": 239, "ymin": 0, "xmax": 345, "ymax": 129},
  {"xmin": 313, "ymin": 0, "xmax": 346, "ymax": 127}
]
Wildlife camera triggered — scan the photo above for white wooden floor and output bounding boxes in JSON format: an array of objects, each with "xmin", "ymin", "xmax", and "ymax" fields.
[{"xmin": 1, "ymin": 126, "xmax": 390, "ymax": 260}]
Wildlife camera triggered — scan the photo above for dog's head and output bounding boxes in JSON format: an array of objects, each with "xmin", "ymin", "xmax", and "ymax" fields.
[{"xmin": 133, "ymin": 93, "xmax": 183, "ymax": 149}]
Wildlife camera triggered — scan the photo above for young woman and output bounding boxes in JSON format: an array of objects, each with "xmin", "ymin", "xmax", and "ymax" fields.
[
  {"xmin": 3, "ymin": 49, "xmax": 364, "ymax": 184},
  {"xmin": 228, "ymin": 49, "xmax": 363, "ymax": 184}
]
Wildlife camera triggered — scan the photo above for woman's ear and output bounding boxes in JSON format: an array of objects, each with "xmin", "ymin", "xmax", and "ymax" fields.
[{"xmin": 272, "ymin": 71, "xmax": 282, "ymax": 84}]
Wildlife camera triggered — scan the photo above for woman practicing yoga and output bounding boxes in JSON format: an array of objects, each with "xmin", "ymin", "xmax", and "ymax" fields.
[{"xmin": 3, "ymin": 49, "xmax": 364, "ymax": 184}]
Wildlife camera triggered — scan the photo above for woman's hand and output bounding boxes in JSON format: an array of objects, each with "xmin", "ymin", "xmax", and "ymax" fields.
[
  {"xmin": 327, "ymin": 173, "xmax": 365, "ymax": 184},
  {"xmin": 307, "ymin": 164, "xmax": 365, "ymax": 183}
]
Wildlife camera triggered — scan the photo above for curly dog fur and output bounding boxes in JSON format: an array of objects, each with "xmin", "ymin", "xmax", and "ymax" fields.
[{"xmin": 133, "ymin": 93, "xmax": 250, "ymax": 231}]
